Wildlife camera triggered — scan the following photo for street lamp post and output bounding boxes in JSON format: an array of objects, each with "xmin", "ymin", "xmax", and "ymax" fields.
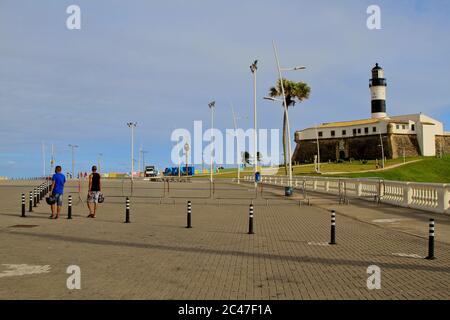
[
  {"xmin": 138, "ymin": 145, "xmax": 142, "ymax": 177},
  {"xmin": 208, "ymin": 101, "xmax": 216, "ymax": 183},
  {"xmin": 250, "ymin": 60, "xmax": 258, "ymax": 187},
  {"xmin": 98, "ymin": 153, "xmax": 103, "ymax": 173},
  {"xmin": 230, "ymin": 103, "xmax": 241, "ymax": 184},
  {"xmin": 50, "ymin": 143, "xmax": 55, "ymax": 174},
  {"xmin": 127, "ymin": 122, "xmax": 137, "ymax": 181},
  {"xmin": 141, "ymin": 150, "xmax": 148, "ymax": 172},
  {"xmin": 68, "ymin": 144, "xmax": 79, "ymax": 179},
  {"xmin": 379, "ymin": 133, "xmax": 385, "ymax": 169},
  {"xmin": 184, "ymin": 142, "xmax": 190, "ymax": 176},
  {"xmin": 265, "ymin": 41, "xmax": 307, "ymax": 195},
  {"xmin": 272, "ymin": 41, "xmax": 293, "ymax": 192},
  {"xmin": 315, "ymin": 125, "xmax": 321, "ymax": 173},
  {"xmin": 42, "ymin": 141, "xmax": 46, "ymax": 178}
]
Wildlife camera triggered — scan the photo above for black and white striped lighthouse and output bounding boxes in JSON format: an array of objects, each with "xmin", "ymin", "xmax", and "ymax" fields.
[{"xmin": 369, "ymin": 63, "xmax": 387, "ymax": 119}]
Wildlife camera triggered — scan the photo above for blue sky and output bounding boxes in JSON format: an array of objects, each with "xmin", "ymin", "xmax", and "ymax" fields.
[{"xmin": 1, "ymin": 0, "xmax": 449, "ymax": 177}]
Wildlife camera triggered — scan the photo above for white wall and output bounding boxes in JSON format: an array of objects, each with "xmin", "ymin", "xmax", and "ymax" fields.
[
  {"xmin": 295, "ymin": 113, "xmax": 444, "ymax": 158},
  {"xmin": 417, "ymin": 123, "xmax": 437, "ymax": 156},
  {"xmin": 296, "ymin": 122, "xmax": 387, "ymax": 140}
]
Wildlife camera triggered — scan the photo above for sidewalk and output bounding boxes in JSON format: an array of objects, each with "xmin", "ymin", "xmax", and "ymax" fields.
[{"xmin": 260, "ymin": 182, "xmax": 450, "ymax": 245}]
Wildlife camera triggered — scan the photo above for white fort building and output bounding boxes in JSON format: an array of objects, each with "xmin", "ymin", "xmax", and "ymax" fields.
[{"xmin": 292, "ymin": 64, "xmax": 450, "ymax": 163}]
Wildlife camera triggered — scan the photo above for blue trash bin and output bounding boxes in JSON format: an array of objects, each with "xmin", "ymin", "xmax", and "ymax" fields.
[{"xmin": 285, "ymin": 186, "xmax": 293, "ymax": 196}]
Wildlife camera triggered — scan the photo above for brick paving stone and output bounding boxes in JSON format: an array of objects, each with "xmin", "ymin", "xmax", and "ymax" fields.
[{"xmin": 0, "ymin": 179, "xmax": 449, "ymax": 300}]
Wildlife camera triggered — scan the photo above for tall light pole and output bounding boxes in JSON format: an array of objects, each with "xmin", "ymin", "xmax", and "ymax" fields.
[
  {"xmin": 178, "ymin": 150, "xmax": 181, "ymax": 177},
  {"xmin": 184, "ymin": 142, "xmax": 190, "ymax": 176},
  {"xmin": 250, "ymin": 60, "xmax": 258, "ymax": 187},
  {"xmin": 208, "ymin": 101, "xmax": 216, "ymax": 183},
  {"xmin": 41, "ymin": 141, "xmax": 46, "ymax": 177},
  {"xmin": 68, "ymin": 144, "xmax": 79, "ymax": 179},
  {"xmin": 138, "ymin": 145, "xmax": 142, "ymax": 176},
  {"xmin": 127, "ymin": 122, "xmax": 137, "ymax": 181},
  {"xmin": 50, "ymin": 143, "xmax": 55, "ymax": 174},
  {"xmin": 315, "ymin": 124, "xmax": 321, "ymax": 173},
  {"xmin": 141, "ymin": 150, "xmax": 148, "ymax": 172},
  {"xmin": 272, "ymin": 40, "xmax": 307, "ymax": 194},
  {"xmin": 230, "ymin": 103, "xmax": 241, "ymax": 184},
  {"xmin": 97, "ymin": 153, "xmax": 103, "ymax": 173},
  {"xmin": 379, "ymin": 133, "xmax": 385, "ymax": 169}
]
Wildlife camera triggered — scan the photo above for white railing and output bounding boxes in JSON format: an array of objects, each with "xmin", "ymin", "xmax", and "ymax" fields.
[{"xmin": 245, "ymin": 175, "xmax": 450, "ymax": 214}]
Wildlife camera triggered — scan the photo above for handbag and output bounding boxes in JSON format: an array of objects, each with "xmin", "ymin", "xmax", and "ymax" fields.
[
  {"xmin": 98, "ymin": 192, "xmax": 105, "ymax": 203},
  {"xmin": 46, "ymin": 195, "xmax": 56, "ymax": 205}
]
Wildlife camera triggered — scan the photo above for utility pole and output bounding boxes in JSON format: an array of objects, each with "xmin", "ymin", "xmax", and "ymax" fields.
[
  {"xmin": 230, "ymin": 103, "xmax": 241, "ymax": 184},
  {"xmin": 127, "ymin": 122, "xmax": 137, "ymax": 181},
  {"xmin": 379, "ymin": 133, "xmax": 385, "ymax": 169},
  {"xmin": 50, "ymin": 143, "xmax": 55, "ymax": 174},
  {"xmin": 208, "ymin": 101, "xmax": 216, "ymax": 183},
  {"xmin": 68, "ymin": 144, "xmax": 79, "ymax": 179},
  {"xmin": 98, "ymin": 153, "xmax": 103, "ymax": 173},
  {"xmin": 250, "ymin": 60, "xmax": 258, "ymax": 187},
  {"xmin": 184, "ymin": 142, "xmax": 190, "ymax": 176},
  {"xmin": 141, "ymin": 150, "xmax": 148, "ymax": 172},
  {"xmin": 41, "ymin": 141, "xmax": 46, "ymax": 177},
  {"xmin": 273, "ymin": 41, "xmax": 293, "ymax": 192},
  {"xmin": 138, "ymin": 145, "xmax": 142, "ymax": 176},
  {"xmin": 315, "ymin": 124, "xmax": 321, "ymax": 173}
]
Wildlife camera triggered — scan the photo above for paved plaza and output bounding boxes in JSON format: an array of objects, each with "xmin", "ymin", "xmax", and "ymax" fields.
[{"xmin": 0, "ymin": 179, "xmax": 449, "ymax": 300}]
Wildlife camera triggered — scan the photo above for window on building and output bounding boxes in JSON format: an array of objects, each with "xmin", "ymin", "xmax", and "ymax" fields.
[
  {"xmin": 318, "ymin": 131, "xmax": 323, "ymax": 137},
  {"xmin": 402, "ymin": 125, "xmax": 406, "ymax": 130},
  {"xmin": 331, "ymin": 130, "xmax": 335, "ymax": 137},
  {"xmin": 353, "ymin": 129, "xmax": 357, "ymax": 135},
  {"xmin": 411, "ymin": 124, "xmax": 415, "ymax": 131},
  {"xmin": 396, "ymin": 124, "xmax": 400, "ymax": 130},
  {"xmin": 357, "ymin": 128, "xmax": 361, "ymax": 134},
  {"xmin": 342, "ymin": 130, "xmax": 346, "ymax": 136},
  {"xmin": 372, "ymin": 127, "xmax": 377, "ymax": 133},
  {"xmin": 364, "ymin": 127, "xmax": 369, "ymax": 134}
]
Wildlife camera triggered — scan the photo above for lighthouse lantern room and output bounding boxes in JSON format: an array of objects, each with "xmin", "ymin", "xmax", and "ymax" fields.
[{"xmin": 369, "ymin": 63, "xmax": 387, "ymax": 119}]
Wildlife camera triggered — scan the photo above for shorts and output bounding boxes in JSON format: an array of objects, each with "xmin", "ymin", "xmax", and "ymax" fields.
[
  {"xmin": 87, "ymin": 191, "xmax": 100, "ymax": 203},
  {"xmin": 52, "ymin": 193, "xmax": 63, "ymax": 206}
]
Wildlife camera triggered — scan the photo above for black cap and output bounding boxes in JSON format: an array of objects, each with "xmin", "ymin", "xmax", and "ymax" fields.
[{"xmin": 372, "ymin": 63, "xmax": 382, "ymax": 71}]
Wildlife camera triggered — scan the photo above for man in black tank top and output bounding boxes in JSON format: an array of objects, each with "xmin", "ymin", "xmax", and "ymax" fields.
[{"xmin": 87, "ymin": 165, "xmax": 101, "ymax": 218}]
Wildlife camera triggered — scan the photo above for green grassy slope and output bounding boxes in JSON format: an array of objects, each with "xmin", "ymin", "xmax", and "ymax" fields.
[
  {"xmin": 193, "ymin": 156, "xmax": 450, "ymax": 183},
  {"xmin": 332, "ymin": 156, "xmax": 450, "ymax": 183}
]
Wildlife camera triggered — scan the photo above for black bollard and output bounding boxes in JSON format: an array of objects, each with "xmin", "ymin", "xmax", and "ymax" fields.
[
  {"xmin": 67, "ymin": 195, "xmax": 72, "ymax": 219},
  {"xmin": 33, "ymin": 188, "xmax": 37, "ymax": 207},
  {"xmin": 29, "ymin": 191, "xmax": 33, "ymax": 212},
  {"xmin": 329, "ymin": 210, "xmax": 336, "ymax": 245},
  {"xmin": 21, "ymin": 193, "xmax": 25, "ymax": 217},
  {"xmin": 426, "ymin": 219, "xmax": 435, "ymax": 260},
  {"xmin": 125, "ymin": 197, "xmax": 130, "ymax": 223},
  {"xmin": 186, "ymin": 201, "xmax": 192, "ymax": 228},
  {"xmin": 248, "ymin": 204, "xmax": 254, "ymax": 234},
  {"xmin": 37, "ymin": 186, "xmax": 41, "ymax": 204}
]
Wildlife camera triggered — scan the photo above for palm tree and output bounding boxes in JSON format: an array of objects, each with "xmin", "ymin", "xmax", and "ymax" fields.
[
  {"xmin": 243, "ymin": 151, "xmax": 251, "ymax": 166},
  {"xmin": 269, "ymin": 78, "xmax": 311, "ymax": 175}
]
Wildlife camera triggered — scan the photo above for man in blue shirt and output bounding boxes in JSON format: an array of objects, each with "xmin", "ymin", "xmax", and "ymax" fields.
[{"xmin": 49, "ymin": 165, "xmax": 66, "ymax": 219}]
